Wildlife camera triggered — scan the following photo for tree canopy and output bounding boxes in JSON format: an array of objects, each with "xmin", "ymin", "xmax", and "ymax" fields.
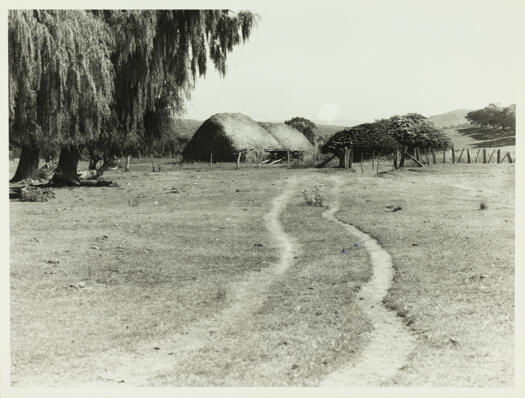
[
  {"xmin": 284, "ymin": 116, "xmax": 317, "ymax": 144},
  {"xmin": 9, "ymin": 10, "xmax": 115, "ymax": 150},
  {"xmin": 321, "ymin": 122, "xmax": 399, "ymax": 158},
  {"xmin": 322, "ymin": 113, "xmax": 451, "ymax": 158},
  {"xmin": 466, "ymin": 104, "xmax": 515, "ymax": 130}
]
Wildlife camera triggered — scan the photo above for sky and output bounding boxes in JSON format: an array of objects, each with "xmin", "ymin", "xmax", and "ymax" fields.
[{"xmin": 184, "ymin": 0, "xmax": 523, "ymax": 125}]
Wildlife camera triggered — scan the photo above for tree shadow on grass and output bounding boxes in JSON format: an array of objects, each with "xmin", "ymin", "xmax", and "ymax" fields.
[{"xmin": 458, "ymin": 127, "xmax": 515, "ymax": 148}]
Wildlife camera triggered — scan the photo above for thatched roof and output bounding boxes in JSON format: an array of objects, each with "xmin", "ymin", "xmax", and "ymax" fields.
[
  {"xmin": 182, "ymin": 113, "xmax": 279, "ymax": 161},
  {"xmin": 259, "ymin": 122, "xmax": 313, "ymax": 151}
]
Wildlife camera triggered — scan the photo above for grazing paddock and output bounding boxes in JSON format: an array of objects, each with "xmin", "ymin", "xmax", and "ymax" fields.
[
  {"xmin": 9, "ymin": 158, "xmax": 514, "ymax": 386},
  {"xmin": 336, "ymin": 163, "xmax": 514, "ymax": 386}
]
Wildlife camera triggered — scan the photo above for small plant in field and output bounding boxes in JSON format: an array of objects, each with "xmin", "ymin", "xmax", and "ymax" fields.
[
  {"xmin": 214, "ymin": 287, "xmax": 226, "ymax": 302},
  {"xmin": 302, "ymin": 184, "xmax": 327, "ymax": 207},
  {"xmin": 479, "ymin": 200, "xmax": 488, "ymax": 210}
]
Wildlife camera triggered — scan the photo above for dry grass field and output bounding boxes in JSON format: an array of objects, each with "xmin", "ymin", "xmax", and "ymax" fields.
[{"xmin": 9, "ymin": 156, "xmax": 514, "ymax": 386}]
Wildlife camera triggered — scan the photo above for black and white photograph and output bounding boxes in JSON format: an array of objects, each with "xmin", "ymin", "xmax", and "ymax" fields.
[{"xmin": 2, "ymin": 0, "xmax": 524, "ymax": 395}]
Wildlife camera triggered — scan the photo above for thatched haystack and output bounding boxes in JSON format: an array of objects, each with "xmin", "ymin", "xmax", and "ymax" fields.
[
  {"xmin": 182, "ymin": 113, "xmax": 279, "ymax": 161},
  {"xmin": 260, "ymin": 122, "xmax": 313, "ymax": 151}
]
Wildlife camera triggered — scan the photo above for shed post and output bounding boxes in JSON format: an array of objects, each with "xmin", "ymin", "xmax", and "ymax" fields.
[
  {"xmin": 497, "ymin": 149, "xmax": 501, "ymax": 163},
  {"xmin": 482, "ymin": 149, "xmax": 487, "ymax": 164},
  {"xmin": 451, "ymin": 148, "xmax": 456, "ymax": 163},
  {"xmin": 467, "ymin": 149, "xmax": 471, "ymax": 163}
]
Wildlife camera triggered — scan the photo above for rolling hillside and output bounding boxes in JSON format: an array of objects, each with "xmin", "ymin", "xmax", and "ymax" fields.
[{"xmin": 428, "ymin": 109, "xmax": 471, "ymax": 128}]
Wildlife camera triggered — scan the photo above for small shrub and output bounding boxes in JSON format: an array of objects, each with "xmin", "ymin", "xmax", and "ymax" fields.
[
  {"xmin": 302, "ymin": 184, "xmax": 327, "ymax": 207},
  {"xmin": 479, "ymin": 200, "xmax": 488, "ymax": 210}
]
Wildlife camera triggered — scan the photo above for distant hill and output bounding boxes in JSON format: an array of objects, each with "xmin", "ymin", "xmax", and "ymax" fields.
[
  {"xmin": 315, "ymin": 124, "xmax": 346, "ymax": 141},
  {"xmin": 173, "ymin": 118, "xmax": 203, "ymax": 141},
  {"xmin": 428, "ymin": 109, "xmax": 471, "ymax": 128}
]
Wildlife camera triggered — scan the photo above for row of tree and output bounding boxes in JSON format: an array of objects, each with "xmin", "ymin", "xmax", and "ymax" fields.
[
  {"xmin": 466, "ymin": 104, "xmax": 515, "ymax": 130},
  {"xmin": 322, "ymin": 113, "xmax": 451, "ymax": 161},
  {"xmin": 9, "ymin": 10, "xmax": 257, "ymax": 184}
]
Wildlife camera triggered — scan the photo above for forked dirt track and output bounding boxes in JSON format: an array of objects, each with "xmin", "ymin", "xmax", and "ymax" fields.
[
  {"xmin": 16, "ymin": 176, "xmax": 300, "ymax": 386},
  {"xmin": 319, "ymin": 175, "xmax": 416, "ymax": 386},
  {"xmin": 16, "ymin": 174, "xmax": 415, "ymax": 386}
]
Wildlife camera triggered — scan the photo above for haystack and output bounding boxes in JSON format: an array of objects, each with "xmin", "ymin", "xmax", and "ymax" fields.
[
  {"xmin": 259, "ymin": 122, "xmax": 313, "ymax": 151},
  {"xmin": 182, "ymin": 113, "xmax": 279, "ymax": 161}
]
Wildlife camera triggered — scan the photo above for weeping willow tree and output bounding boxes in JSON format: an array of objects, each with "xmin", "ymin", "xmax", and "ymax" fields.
[
  {"xmin": 9, "ymin": 10, "xmax": 115, "ymax": 182},
  {"xmin": 9, "ymin": 10, "xmax": 258, "ymax": 184}
]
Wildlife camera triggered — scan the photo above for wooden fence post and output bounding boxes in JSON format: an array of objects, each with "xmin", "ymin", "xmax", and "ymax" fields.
[
  {"xmin": 457, "ymin": 148, "xmax": 465, "ymax": 162},
  {"xmin": 287, "ymin": 149, "xmax": 290, "ymax": 167},
  {"xmin": 393, "ymin": 150, "xmax": 398, "ymax": 169},
  {"xmin": 467, "ymin": 149, "xmax": 471, "ymax": 163},
  {"xmin": 344, "ymin": 147, "xmax": 349, "ymax": 169},
  {"xmin": 236, "ymin": 151, "xmax": 242, "ymax": 169},
  {"xmin": 482, "ymin": 149, "xmax": 486, "ymax": 164},
  {"xmin": 502, "ymin": 152, "xmax": 513, "ymax": 163},
  {"xmin": 349, "ymin": 148, "xmax": 353, "ymax": 169},
  {"xmin": 399, "ymin": 146, "xmax": 407, "ymax": 168},
  {"xmin": 124, "ymin": 155, "xmax": 131, "ymax": 172},
  {"xmin": 452, "ymin": 148, "xmax": 456, "ymax": 163},
  {"xmin": 487, "ymin": 149, "xmax": 495, "ymax": 163},
  {"xmin": 497, "ymin": 149, "xmax": 501, "ymax": 163},
  {"xmin": 443, "ymin": 149, "xmax": 446, "ymax": 163}
]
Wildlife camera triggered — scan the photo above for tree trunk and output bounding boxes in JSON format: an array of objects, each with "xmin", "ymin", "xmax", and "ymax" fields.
[
  {"xmin": 51, "ymin": 146, "xmax": 81, "ymax": 186},
  {"xmin": 11, "ymin": 145, "xmax": 40, "ymax": 182},
  {"xmin": 88, "ymin": 155, "xmax": 99, "ymax": 170}
]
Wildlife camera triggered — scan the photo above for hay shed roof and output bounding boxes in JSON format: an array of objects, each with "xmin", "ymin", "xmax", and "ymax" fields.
[
  {"xmin": 182, "ymin": 113, "xmax": 279, "ymax": 161},
  {"xmin": 259, "ymin": 122, "xmax": 313, "ymax": 151}
]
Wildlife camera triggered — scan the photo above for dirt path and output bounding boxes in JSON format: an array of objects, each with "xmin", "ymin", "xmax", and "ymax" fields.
[
  {"xmin": 319, "ymin": 175, "xmax": 416, "ymax": 386},
  {"xmin": 17, "ymin": 176, "xmax": 300, "ymax": 386}
]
